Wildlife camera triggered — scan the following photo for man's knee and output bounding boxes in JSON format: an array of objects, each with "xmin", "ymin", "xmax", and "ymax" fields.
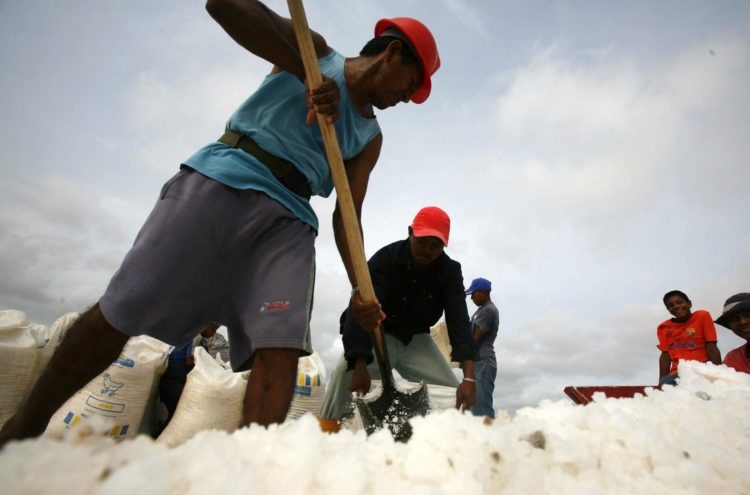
[
  {"xmin": 243, "ymin": 348, "xmax": 301, "ymax": 426},
  {"xmin": 250, "ymin": 348, "xmax": 300, "ymax": 383},
  {"xmin": 253, "ymin": 347, "xmax": 300, "ymax": 366}
]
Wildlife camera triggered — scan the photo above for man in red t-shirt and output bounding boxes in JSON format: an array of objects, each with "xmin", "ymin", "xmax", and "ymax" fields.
[
  {"xmin": 657, "ymin": 290, "xmax": 722, "ymax": 385},
  {"xmin": 715, "ymin": 292, "xmax": 750, "ymax": 374}
]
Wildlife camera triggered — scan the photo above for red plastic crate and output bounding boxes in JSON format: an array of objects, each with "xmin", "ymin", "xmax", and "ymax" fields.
[{"xmin": 563, "ymin": 385, "xmax": 659, "ymax": 405}]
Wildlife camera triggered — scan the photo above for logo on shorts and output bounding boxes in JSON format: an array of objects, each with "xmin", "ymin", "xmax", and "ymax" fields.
[{"xmin": 260, "ymin": 300, "xmax": 291, "ymax": 313}]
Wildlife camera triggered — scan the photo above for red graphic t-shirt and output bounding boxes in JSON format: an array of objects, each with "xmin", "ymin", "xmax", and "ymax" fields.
[{"xmin": 657, "ymin": 310, "xmax": 718, "ymax": 375}]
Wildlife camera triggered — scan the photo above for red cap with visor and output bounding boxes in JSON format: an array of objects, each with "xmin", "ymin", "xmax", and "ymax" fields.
[
  {"xmin": 374, "ymin": 17, "xmax": 440, "ymax": 104},
  {"xmin": 411, "ymin": 206, "xmax": 450, "ymax": 246}
]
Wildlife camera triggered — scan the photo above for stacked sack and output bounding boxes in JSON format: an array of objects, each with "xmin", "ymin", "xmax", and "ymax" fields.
[
  {"xmin": 0, "ymin": 310, "xmax": 78, "ymax": 429},
  {"xmin": 157, "ymin": 348, "xmax": 327, "ymax": 447},
  {"xmin": 45, "ymin": 335, "xmax": 170, "ymax": 439},
  {"xmin": 157, "ymin": 346, "xmax": 250, "ymax": 447},
  {"xmin": 429, "ymin": 320, "xmax": 457, "ymax": 368},
  {"xmin": 286, "ymin": 350, "xmax": 327, "ymax": 420}
]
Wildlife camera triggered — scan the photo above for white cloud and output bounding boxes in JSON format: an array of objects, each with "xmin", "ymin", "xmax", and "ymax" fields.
[
  {"xmin": 438, "ymin": 0, "xmax": 490, "ymax": 41},
  {"xmin": 491, "ymin": 36, "xmax": 750, "ymax": 210},
  {"xmin": 0, "ymin": 174, "xmax": 148, "ymax": 324}
]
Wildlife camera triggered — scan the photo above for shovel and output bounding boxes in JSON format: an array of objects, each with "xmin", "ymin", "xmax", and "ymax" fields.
[
  {"xmin": 353, "ymin": 341, "xmax": 431, "ymax": 440},
  {"xmin": 287, "ymin": 0, "xmax": 430, "ymax": 440}
]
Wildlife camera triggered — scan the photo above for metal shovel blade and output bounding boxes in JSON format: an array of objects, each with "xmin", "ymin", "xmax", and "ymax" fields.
[{"xmin": 355, "ymin": 380, "xmax": 430, "ymax": 441}]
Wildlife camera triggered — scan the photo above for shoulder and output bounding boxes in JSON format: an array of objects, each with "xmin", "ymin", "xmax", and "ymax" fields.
[
  {"xmin": 310, "ymin": 29, "xmax": 334, "ymax": 60},
  {"xmin": 319, "ymin": 49, "xmax": 343, "ymax": 70},
  {"xmin": 725, "ymin": 346, "xmax": 741, "ymax": 358},
  {"xmin": 437, "ymin": 252, "xmax": 462, "ymax": 274},
  {"xmin": 436, "ymin": 256, "xmax": 465, "ymax": 288},
  {"xmin": 691, "ymin": 310, "xmax": 716, "ymax": 328},
  {"xmin": 487, "ymin": 302, "xmax": 500, "ymax": 316},
  {"xmin": 724, "ymin": 345, "xmax": 748, "ymax": 366},
  {"xmin": 479, "ymin": 303, "xmax": 499, "ymax": 319},
  {"xmin": 476, "ymin": 304, "xmax": 490, "ymax": 316},
  {"xmin": 371, "ymin": 239, "xmax": 406, "ymax": 262},
  {"xmin": 378, "ymin": 239, "xmax": 406, "ymax": 255}
]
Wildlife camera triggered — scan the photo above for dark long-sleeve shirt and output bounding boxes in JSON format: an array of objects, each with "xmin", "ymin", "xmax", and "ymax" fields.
[{"xmin": 342, "ymin": 239, "xmax": 477, "ymax": 368}]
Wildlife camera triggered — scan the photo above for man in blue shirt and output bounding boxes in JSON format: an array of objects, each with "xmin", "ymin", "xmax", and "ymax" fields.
[
  {"xmin": 320, "ymin": 207, "xmax": 477, "ymax": 420},
  {"xmin": 465, "ymin": 277, "xmax": 500, "ymax": 418}
]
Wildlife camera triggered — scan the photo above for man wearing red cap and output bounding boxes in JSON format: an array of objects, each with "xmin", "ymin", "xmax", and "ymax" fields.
[
  {"xmin": 0, "ymin": 1, "xmax": 441, "ymax": 444},
  {"xmin": 320, "ymin": 207, "xmax": 478, "ymax": 421}
]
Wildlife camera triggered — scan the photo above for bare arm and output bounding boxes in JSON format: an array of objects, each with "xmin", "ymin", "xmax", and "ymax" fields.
[
  {"xmin": 332, "ymin": 134, "xmax": 383, "ymax": 287},
  {"xmin": 206, "ymin": 0, "xmax": 339, "ymax": 123},
  {"xmin": 206, "ymin": 0, "xmax": 330, "ymax": 79},
  {"xmin": 659, "ymin": 351, "xmax": 671, "ymax": 382},
  {"xmin": 455, "ymin": 360, "xmax": 476, "ymax": 410},
  {"xmin": 348, "ymin": 358, "xmax": 371, "ymax": 395},
  {"xmin": 705, "ymin": 342, "xmax": 722, "ymax": 365},
  {"xmin": 473, "ymin": 326, "xmax": 486, "ymax": 348}
]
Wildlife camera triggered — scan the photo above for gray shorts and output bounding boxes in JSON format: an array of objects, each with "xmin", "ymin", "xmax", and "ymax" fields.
[{"xmin": 99, "ymin": 168, "xmax": 316, "ymax": 370}]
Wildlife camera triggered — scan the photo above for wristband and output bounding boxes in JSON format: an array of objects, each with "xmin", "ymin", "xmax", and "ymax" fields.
[{"xmin": 463, "ymin": 377, "xmax": 476, "ymax": 383}]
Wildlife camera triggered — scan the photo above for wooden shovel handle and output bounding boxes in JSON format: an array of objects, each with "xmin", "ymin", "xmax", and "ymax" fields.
[{"xmin": 287, "ymin": 0, "xmax": 387, "ymax": 359}]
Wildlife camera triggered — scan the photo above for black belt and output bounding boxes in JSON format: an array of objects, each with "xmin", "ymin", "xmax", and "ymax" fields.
[{"xmin": 218, "ymin": 130, "xmax": 311, "ymax": 199}]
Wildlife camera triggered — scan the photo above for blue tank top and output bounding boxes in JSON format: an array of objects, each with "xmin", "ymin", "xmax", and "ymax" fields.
[{"xmin": 183, "ymin": 50, "xmax": 381, "ymax": 231}]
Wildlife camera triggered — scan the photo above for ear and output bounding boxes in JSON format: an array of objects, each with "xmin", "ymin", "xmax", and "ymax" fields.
[{"xmin": 385, "ymin": 39, "xmax": 404, "ymax": 62}]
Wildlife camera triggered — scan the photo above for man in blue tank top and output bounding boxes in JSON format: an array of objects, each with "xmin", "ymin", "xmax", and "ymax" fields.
[{"xmin": 0, "ymin": 0, "xmax": 441, "ymax": 444}]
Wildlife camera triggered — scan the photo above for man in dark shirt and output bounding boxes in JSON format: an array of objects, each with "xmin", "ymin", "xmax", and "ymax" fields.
[{"xmin": 319, "ymin": 206, "xmax": 477, "ymax": 420}]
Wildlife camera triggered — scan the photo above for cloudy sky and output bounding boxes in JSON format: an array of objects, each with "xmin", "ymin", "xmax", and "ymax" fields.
[{"xmin": 2, "ymin": 0, "xmax": 749, "ymax": 412}]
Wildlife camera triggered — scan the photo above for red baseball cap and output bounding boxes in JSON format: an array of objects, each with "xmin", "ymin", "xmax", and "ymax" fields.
[
  {"xmin": 411, "ymin": 206, "xmax": 450, "ymax": 246},
  {"xmin": 374, "ymin": 17, "xmax": 440, "ymax": 104}
]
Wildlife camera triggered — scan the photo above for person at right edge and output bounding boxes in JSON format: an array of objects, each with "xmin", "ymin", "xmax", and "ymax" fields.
[
  {"xmin": 320, "ymin": 206, "xmax": 477, "ymax": 422},
  {"xmin": 715, "ymin": 292, "xmax": 750, "ymax": 374},
  {"xmin": 465, "ymin": 277, "xmax": 499, "ymax": 419}
]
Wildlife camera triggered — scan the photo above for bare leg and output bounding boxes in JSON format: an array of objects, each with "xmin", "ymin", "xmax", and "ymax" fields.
[
  {"xmin": 0, "ymin": 304, "xmax": 129, "ymax": 446},
  {"xmin": 243, "ymin": 348, "xmax": 299, "ymax": 426}
]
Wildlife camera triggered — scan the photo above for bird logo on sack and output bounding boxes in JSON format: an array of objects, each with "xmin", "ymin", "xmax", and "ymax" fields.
[
  {"xmin": 101, "ymin": 372, "xmax": 124, "ymax": 397},
  {"xmin": 260, "ymin": 300, "xmax": 291, "ymax": 313}
]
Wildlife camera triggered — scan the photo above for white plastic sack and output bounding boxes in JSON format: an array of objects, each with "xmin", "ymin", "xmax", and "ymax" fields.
[
  {"xmin": 429, "ymin": 319, "xmax": 457, "ymax": 368},
  {"xmin": 34, "ymin": 312, "xmax": 79, "ymax": 380},
  {"xmin": 423, "ymin": 383, "xmax": 458, "ymax": 411},
  {"xmin": 157, "ymin": 348, "xmax": 327, "ymax": 446},
  {"xmin": 45, "ymin": 335, "xmax": 169, "ymax": 440},
  {"xmin": 286, "ymin": 350, "xmax": 327, "ymax": 420},
  {"xmin": 0, "ymin": 310, "xmax": 47, "ymax": 428},
  {"xmin": 156, "ymin": 346, "xmax": 250, "ymax": 447}
]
